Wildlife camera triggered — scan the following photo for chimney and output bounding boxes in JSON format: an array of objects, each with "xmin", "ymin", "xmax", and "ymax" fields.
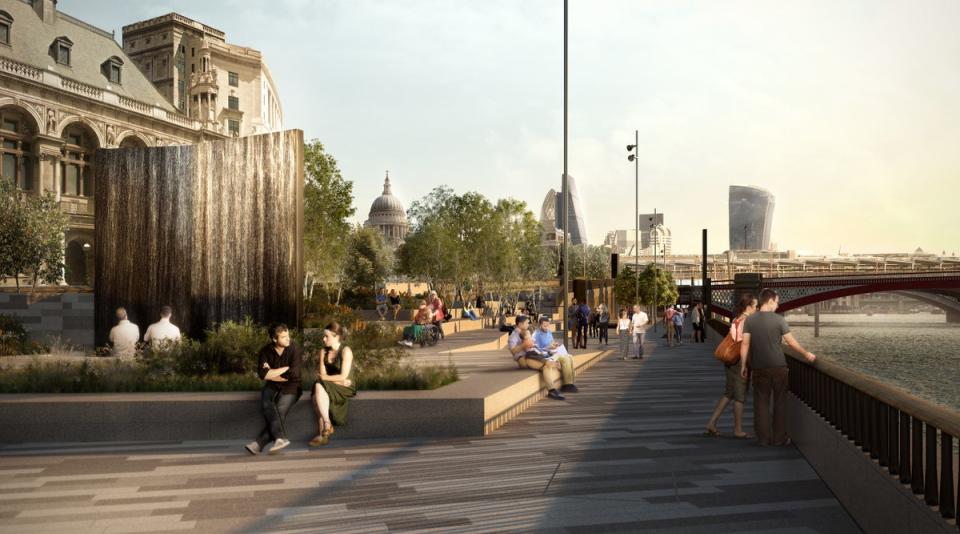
[{"xmin": 33, "ymin": 0, "xmax": 58, "ymax": 25}]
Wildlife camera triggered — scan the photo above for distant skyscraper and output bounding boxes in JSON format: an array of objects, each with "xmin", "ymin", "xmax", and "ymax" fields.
[
  {"xmin": 639, "ymin": 212, "xmax": 664, "ymax": 249},
  {"xmin": 539, "ymin": 175, "xmax": 588, "ymax": 246},
  {"xmin": 729, "ymin": 185, "xmax": 775, "ymax": 250}
]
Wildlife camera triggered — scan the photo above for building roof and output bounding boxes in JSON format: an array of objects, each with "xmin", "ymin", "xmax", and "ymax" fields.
[{"xmin": 2, "ymin": 0, "xmax": 176, "ymax": 112}]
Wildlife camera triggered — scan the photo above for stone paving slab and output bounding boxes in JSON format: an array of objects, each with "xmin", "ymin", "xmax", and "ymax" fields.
[{"xmin": 0, "ymin": 334, "xmax": 860, "ymax": 533}]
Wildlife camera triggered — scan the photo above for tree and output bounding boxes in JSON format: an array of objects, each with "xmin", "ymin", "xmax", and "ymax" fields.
[
  {"xmin": 568, "ymin": 244, "xmax": 611, "ymax": 279},
  {"xmin": 398, "ymin": 188, "xmax": 548, "ymax": 308},
  {"xmin": 343, "ymin": 226, "xmax": 393, "ymax": 293},
  {"xmin": 614, "ymin": 264, "xmax": 679, "ymax": 312},
  {"xmin": 0, "ymin": 181, "xmax": 68, "ymax": 294},
  {"xmin": 302, "ymin": 140, "xmax": 355, "ymax": 301}
]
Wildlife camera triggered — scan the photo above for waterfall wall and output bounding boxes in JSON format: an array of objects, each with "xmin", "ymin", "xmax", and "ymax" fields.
[{"xmin": 94, "ymin": 130, "xmax": 304, "ymax": 345}]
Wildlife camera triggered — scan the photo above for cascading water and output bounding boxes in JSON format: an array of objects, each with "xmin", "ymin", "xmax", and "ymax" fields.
[{"xmin": 94, "ymin": 130, "xmax": 304, "ymax": 345}]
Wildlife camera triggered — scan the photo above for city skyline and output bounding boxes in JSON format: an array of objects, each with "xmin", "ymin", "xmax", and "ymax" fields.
[{"xmin": 66, "ymin": 0, "xmax": 960, "ymax": 255}]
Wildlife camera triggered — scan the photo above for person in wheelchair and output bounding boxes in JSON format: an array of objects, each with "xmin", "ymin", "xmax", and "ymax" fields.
[{"xmin": 400, "ymin": 300, "xmax": 434, "ymax": 348}]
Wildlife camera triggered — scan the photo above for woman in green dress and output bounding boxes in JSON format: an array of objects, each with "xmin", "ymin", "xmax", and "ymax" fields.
[{"xmin": 310, "ymin": 321, "xmax": 356, "ymax": 447}]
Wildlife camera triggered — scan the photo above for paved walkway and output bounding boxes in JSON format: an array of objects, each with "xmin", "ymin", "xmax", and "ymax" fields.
[{"xmin": 0, "ymin": 336, "xmax": 860, "ymax": 533}]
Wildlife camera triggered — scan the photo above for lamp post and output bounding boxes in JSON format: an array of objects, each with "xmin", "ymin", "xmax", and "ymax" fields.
[
  {"xmin": 561, "ymin": 0, "xmax": 570, "ymax": 348},
  {"xmin": 626, "ymin": 130, "xmax": 638, "ymax": 310},
  {"xmin": 650, "ymin": 212, "xmax": 658, "ymax": 332}
]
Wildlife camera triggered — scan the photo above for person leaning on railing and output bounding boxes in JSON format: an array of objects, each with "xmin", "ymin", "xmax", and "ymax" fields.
[{"xmin": 740, "ymin": 288, "xmax": 817, "ymax": 446}]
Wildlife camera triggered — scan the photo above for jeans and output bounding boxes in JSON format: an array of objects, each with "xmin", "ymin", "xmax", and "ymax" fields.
[
  {"xmin": 752, "ymin": 367, "xmax": 789, "ymax": 445},
  {"xmin": 575, "ymin": 321, "xmax": 588, "ymax": 348},
  {"xmin": 634, "ymin": 330, "xmax": 645, "ymax": 357},
  {"xmin": 674, "ymin": 324, "xmax": 683, "ymax": 341},
  {"xmin": 256, "ymin": 387, "xmax": 300, "ymax": 449},
  {"xmin": 598, "ymin": 323, "xmax": 608, "ymax": 344}
]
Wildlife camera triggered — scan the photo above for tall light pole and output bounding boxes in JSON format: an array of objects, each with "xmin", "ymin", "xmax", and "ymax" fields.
[
  {"xmin": 651, "ymin": 209, "xmax": 658, "ymax": 332},
  {"xmin": 626, "ymin": 131, "xmax": 638, "ymax": 308},
  {"xmin": 561, "ymin": 0, "xmax": 570, "ymax": 348}
]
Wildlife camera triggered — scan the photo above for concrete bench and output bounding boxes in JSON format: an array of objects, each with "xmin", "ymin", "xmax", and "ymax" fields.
[{"xmin": 0, "ymin": 348, "xmax": 608, "ymax": 444}]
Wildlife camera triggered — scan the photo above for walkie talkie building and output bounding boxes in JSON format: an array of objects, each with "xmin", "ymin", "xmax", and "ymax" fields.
[{"xmin": 729, "ymin": 185, "xmax": 775, "ymax": 250}]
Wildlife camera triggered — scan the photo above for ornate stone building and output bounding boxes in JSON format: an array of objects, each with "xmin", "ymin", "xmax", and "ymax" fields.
[
  {"xmin": 0, "ymin": 0, "xmax": 282, "ymax": 286},
  {"xmin": 121, "ymin": 12, "xmax": 282, "ymax": 137},
  {"xmin": 363, "ymin": 173, "xmax": 409, "ymax": 247}
]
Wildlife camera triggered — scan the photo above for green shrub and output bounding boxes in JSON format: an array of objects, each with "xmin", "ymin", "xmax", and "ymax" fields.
[
  {"xmin": 357, "ymin": 363, "xmax": 458, "ymax": 390},
  {"xmin": 0, "ymin": 314, "xmax": 48, "ymax": 356},
  {"xmin": 0, "ymin": 318, "xmax": 457, "ymax": 393}
]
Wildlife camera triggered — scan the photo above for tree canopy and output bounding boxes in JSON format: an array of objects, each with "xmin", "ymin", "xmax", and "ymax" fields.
[
  {"xmin": 302, "ymin": 140, "xmax": 355, "ymax": 299},
  {"xmin": 0, "ymin": 181, "xmax": 68, "ymax": 293}
]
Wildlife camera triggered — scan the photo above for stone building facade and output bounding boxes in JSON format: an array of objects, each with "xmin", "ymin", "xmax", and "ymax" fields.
[
  {"xmin": 0, "ymin": 0, "xmax": 282, "ymax": 286},
  {"xmin": 121, "ymin": 12, "xmax": 282, "ymax": 137}
]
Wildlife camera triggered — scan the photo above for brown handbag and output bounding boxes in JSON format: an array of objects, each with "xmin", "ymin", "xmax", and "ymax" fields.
[{"xmin": 714, "ymin": 319, "xmax": 743, "ymax": 365}]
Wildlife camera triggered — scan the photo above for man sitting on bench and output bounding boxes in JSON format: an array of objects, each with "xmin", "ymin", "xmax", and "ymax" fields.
[
  {"xmin": 508, "ymin": 315, "xmax": 566, "ymax": 400},
  {"xmin": 533, "ymin": 316, "xmax": 579, "ymax": 393}
]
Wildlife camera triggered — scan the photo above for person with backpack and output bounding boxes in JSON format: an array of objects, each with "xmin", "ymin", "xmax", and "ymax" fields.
[{"xmin": 704, "ymin": 293, "xmax": 756, "ymax": 438}]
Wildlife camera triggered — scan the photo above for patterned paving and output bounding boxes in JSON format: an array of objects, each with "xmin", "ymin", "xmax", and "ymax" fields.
[{"xmin": 0, "ymin": 335, "xmax": 861, "ymax": 533}]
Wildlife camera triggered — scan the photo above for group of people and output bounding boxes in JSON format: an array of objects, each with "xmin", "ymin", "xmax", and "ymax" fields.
[
  {"xmin": 375, "ymin": 288, "xmax": 404, "ymax": 321},
  {"xmin": 661, "ymin": 302, "xmax": 707, "ymax": 347},
  {"xmin": 398, "ymin": 290, "xmax": 448, "ymax": 347},
  {"xmin": 107, "ymin": 306, "xmax": 182, "ymax": 357},
  {"xmin": 246, "ymin": 321, "xmax": 356, "ymax": 455},
  {"xmin": 567, "ymin": 299, "xmax": 612, "ymax": 349},
  {"xmin": 704, "ymin": 289, "xmax": 817, "ymax": 445}
]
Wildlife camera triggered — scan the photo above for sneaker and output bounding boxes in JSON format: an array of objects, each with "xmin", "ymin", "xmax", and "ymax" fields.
[
  {"xmin": 561, "ymin": 384, "xmax": 579, "ymax": 393},
  {"xmin": 244, "ymin": 441, "xmax": 261, "ymax": 455},
  {"xmin": 267, "ymin": 438, "xmax": 290, "ymax": 454},
  {"xmin": 547, "ymin": 389, "xmax": 566, "ymax": 400}
]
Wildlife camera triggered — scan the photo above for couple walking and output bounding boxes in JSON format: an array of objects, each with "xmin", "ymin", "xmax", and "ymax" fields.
[
  {"xmin": 705, "ymin": 289, "xmax": 816, "ymax": 445},
  {"xmin": 245, "ymin": 321, "xmax": 356, "ymax": 455}
]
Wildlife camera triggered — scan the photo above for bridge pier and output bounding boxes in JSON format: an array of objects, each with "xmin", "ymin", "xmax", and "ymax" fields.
[
  {"xmin": 947, "ymin": 309, "xmax": 960, "ymax": 323},
  {"xmin": 814, "ymin": 302, "xmax": 820, "ymax": 337}
]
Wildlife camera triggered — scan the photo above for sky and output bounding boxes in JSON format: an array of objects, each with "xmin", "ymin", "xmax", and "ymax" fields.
[{"xmin": 65, "ymin": 0, "xmax": 960, "ymax": 256}]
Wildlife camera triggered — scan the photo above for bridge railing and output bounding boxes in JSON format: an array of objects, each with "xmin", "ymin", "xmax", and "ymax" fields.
[{"xmin": 786, "ymin": 348, "xmax": 959, "ymax": 529}]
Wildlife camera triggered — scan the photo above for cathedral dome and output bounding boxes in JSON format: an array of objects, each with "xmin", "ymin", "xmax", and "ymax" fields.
[
  {"xmin": 367, "ymin": 174, "xmax": 407, "ymax": 224},
  {"xmin": 365, "ymin": 172, "xmax": 410, "ymax": 244}
]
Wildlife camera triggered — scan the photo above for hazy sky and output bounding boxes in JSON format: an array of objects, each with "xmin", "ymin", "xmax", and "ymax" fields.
[{"xmin": 67, "ymin": 0, "xmax": 960, "ymax": 255}]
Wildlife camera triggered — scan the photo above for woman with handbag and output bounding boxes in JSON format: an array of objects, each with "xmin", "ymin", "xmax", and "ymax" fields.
[{"xmin": 704, "ymin": 293, "xmax": 757, "ymax": 438}]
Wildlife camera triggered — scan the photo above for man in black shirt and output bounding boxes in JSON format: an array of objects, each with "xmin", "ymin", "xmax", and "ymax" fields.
[{"xmin": 246, "ymin": 324, "xmax": 303, "ymax": 455}]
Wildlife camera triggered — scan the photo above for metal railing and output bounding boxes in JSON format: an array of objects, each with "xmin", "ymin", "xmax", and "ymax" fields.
[{"xmin": 787, "ymin": 349, "xmax": 959, "ymax": 529}]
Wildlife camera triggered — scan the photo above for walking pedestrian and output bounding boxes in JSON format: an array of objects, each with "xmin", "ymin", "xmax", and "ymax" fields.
[
  {"xmin": 672, "ymin": 306, "xmax": 684, "ymax": 345},
  {"xmin": 617, "ymin": 309, "xmax": 631, "ymax": 360},
  {"xmin": 597, "ymin": 304, "xmax": 609, "ymax": 345},
  {"xmin": 631, "ymin": 304, "xmax": 648, "ymax": 359}
]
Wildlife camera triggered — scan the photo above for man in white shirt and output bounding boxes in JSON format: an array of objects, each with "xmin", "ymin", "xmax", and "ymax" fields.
[
  {"xmin": 144, "ymin": 305, "xmax": 182, "ymax": 347},
  {"xmin": 631, "ymin": 304, "xmax": 649, "ymax": 359},
  {"xmin": 108, "ymin": 307, "xmax": 140, "ymax": 358}
]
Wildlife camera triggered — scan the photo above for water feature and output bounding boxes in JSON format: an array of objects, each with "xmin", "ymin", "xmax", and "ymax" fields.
[{"xmin": 94, "ymin": 130, "xmax": 304, "ymax": 344}]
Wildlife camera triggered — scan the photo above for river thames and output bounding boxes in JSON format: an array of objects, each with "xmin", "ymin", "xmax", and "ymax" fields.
[{"xmin": 786, "ymin": 313, "xmax": 960, "ymax": 412}]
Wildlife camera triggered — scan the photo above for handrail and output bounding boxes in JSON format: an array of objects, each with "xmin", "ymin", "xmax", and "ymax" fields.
[
  {"xmin": 707, "ymin": 317, "xmax": 958, "ymax": 526},
  {"xmin": 784, "ymin": 346, "xmax": 960, "ymax": 438}
]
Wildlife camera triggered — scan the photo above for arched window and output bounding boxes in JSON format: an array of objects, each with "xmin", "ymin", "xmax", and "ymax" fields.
[
  {"xmin": 60, "ymin": 124, "xmax": 96, "ymax": 197},
  {"xmin": 0, "ymin": 107, "xmax": 36, "ymax": 191},
  {"xmin": 64, "ymin": 240, "xmax": 87, "ymax": 285}
]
